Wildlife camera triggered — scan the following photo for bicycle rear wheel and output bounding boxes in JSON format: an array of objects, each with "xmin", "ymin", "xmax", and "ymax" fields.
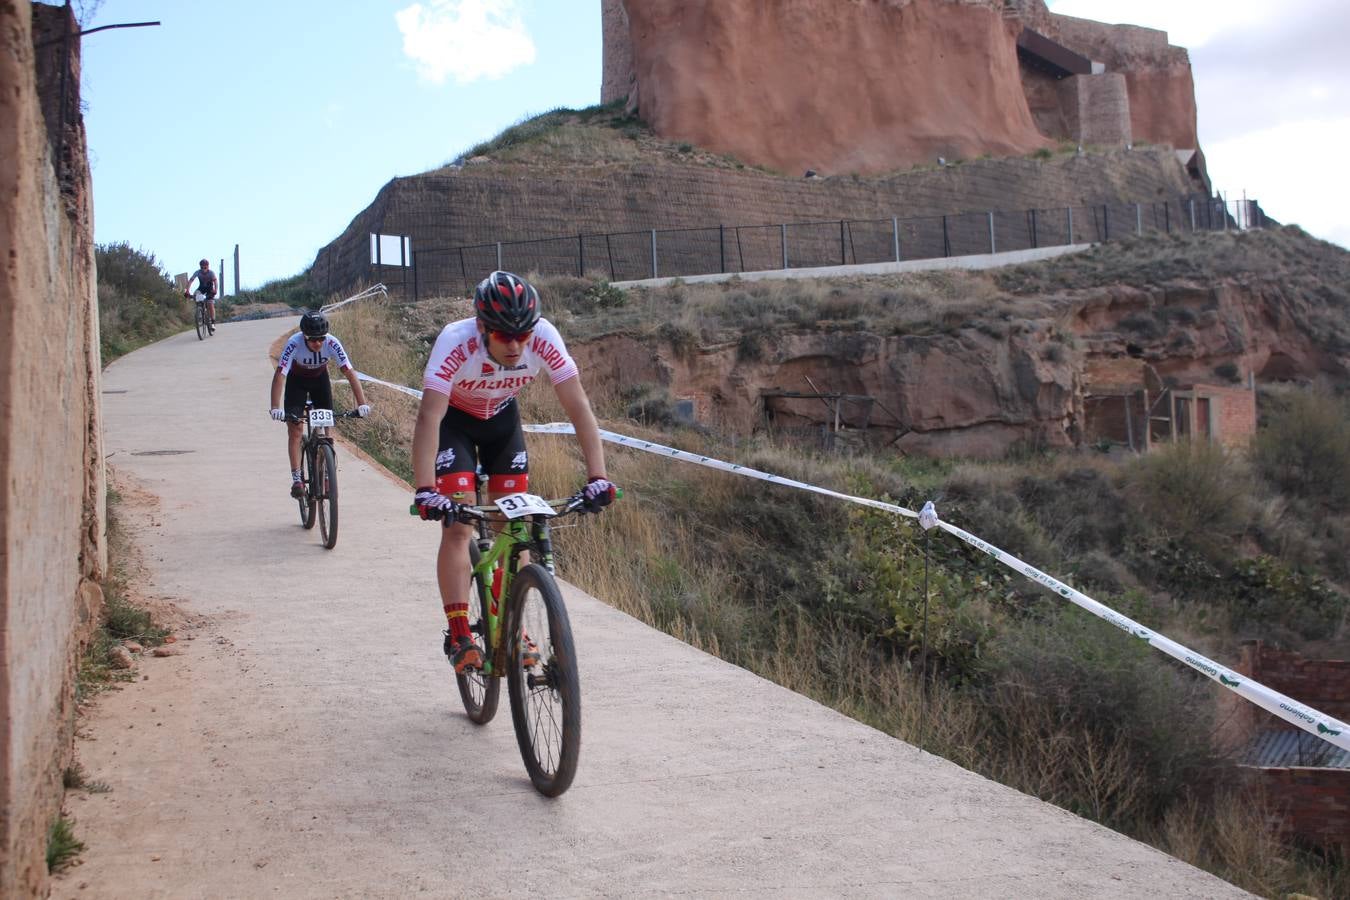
[
  {"xmin": 507, "ymin": 564, "xmax": 580, "ymax": 797},
  {"xmin": 456, "ymin": 541, "xmax": 500, "ymax": 724},
  {"xmin": 194, "ymin": 303, "xmax": 205, "ymax": 341},
  {"xmin": 298, "ymin": 444, "xmax": 317, "ymax": 530},
  {"xmin": 315, "ymin": 443, "xmax": 338, "ymax": 549}
]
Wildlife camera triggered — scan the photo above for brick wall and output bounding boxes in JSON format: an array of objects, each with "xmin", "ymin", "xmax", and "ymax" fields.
[
  {"xmin": 1251, "ymin": 768, "xmax": 1350, "ymax": 853},
  {"xmin": 0, "ymin": 4, "xmax": 104, "ymax": 895},
  {"xmin": 1217, "ymin": 642, "xmax": 1350, "ymax": 854},
  {"xmin": 1209, "ymin": 384, "xmax": 1257, "ymax": 448},
  {"xmin": 1064, "ymin": 73, "xmax": 1132, "ymax": 146}
]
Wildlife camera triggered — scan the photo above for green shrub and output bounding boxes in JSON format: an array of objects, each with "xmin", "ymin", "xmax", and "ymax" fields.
[
  {"xmin": 985, "ymin": 606, "xmax": 1223, "ymax": 826},
  {"xmin": 1252, "ymin": 390, "xmax": 1350, "ymax": 511},
  {"xmin": 96, "ymin": 242, "xmax": 194, "ymax": 361},
  {"xmin": 1122, "ymin": 441, "xmax": 1251, "ymax": 557}
]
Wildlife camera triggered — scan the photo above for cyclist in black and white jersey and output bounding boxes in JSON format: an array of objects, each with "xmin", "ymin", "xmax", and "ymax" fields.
[
  {"xmin": 268, "ymin": 311, "xmax": 371, "ymax": 498},
  {"xmin": 184, "ymin": 258, "xmax": 218, "ymax": 334}
]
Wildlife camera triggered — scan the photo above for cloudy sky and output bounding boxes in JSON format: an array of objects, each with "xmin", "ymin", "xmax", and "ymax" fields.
[
  {"xmin": 1050, "ymin": 0, "xmax": 1350, "ymax": 245},
  {"xmin": 77, "ymin": 0, "xmax": 1347, "ymax": 288}
]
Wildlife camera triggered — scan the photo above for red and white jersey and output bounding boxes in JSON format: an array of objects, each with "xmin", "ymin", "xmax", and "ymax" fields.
[
  {"xmin": 277, "ymin": 333, "xmax": 352, "ymax": 376},
  {"xmin": 422, "ymin": 317, "xmax": 579, "ymax": 420}
]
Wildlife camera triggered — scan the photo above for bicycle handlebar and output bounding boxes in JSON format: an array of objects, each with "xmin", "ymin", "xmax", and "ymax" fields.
[
  {"xmin": 284, "ymin": 409, "xmax": 365, "ymax": 424},
  {"xmin": 408, "ymin": 488, "xmax": 623, "ymax": 522}
]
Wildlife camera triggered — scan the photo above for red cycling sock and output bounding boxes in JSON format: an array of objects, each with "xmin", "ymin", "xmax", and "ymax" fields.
[{"xmin": 445, "ymin": 605, "xmax": 471, "ymax": 640}]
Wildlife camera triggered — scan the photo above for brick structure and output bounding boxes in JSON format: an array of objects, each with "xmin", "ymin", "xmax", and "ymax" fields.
[{"xmin": 1220, "ymin": 642, "xmax": 1350, "ymax": 854}]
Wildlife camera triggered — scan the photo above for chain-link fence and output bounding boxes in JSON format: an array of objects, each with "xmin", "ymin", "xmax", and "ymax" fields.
[{"xmin": 401, "ymin": 193, "xmax": 1263, "ymax": 299}]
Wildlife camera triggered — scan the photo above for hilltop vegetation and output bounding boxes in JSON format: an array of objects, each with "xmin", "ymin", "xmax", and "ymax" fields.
[{"xmin": 332, "ymin": 225, "xmax": 1350, "ymax": 898}]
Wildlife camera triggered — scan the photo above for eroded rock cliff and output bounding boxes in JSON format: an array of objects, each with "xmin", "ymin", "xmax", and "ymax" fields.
[
  {"xmin": 618, "ymin": 0, "xmax": 1049, "ymax": 176},
  {"xmin": 567, "ymin": 235, "xmax": 1350, "ymax": 458}
]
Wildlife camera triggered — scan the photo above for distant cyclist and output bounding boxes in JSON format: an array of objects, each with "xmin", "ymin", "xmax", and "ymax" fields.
[
  {"xmin": 269, "ymin": 311, "xmax": 371, "ymax": 498},
  {"xmin": 411, "ymin": 271, "xmax": 617, "ymax": 673},
  {"xmin": 184, "ymin": 258, "xmax": 218, "ymax": 334}
]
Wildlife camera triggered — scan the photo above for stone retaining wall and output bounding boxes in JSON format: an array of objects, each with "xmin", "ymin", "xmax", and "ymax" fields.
[{"xmin": 0, "ymin": 4, "xmax": 104, "ymax": 895}]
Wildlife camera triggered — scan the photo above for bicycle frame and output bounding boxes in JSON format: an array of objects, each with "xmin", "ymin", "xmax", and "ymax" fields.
[{"xmin": 471, "ymin": 508, "xmax": 559, "ymax": 676}]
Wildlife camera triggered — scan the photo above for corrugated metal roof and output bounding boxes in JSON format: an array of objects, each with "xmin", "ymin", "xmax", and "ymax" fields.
[{"xmin": 1241, "ymin": 728, "xmax": 1350, "ymax": 769}]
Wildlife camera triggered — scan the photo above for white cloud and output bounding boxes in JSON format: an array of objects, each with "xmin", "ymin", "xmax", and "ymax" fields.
[
  {"xmin": 1205, "ymin": 117, "xmax": 1350, "ymax": 248},
  {"xmin": 395, "ymin": 0, "xmax": 536, "ymax": 85},
  {"xmin": 1048, "ymin": 1, "xmax": 1349, "ymax": 249}
]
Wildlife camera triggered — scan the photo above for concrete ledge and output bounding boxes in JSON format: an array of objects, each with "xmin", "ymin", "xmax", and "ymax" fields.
[{"xmin": 613, "ymin": 243, "xmax": 1095, "ymax": 289}]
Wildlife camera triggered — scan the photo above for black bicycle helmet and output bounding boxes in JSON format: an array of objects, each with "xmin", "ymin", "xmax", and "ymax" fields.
[
  {"xmin": 299, "ymin": 310, "xmax": 329, "ymax": 338},
  {"xmin": 473, "ymin": 271, "xmax": 540, "ymax": 334}
]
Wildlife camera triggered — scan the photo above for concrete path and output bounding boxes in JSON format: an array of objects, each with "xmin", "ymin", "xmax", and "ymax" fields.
[{"xmin": 57, "ymin": 318, "xmax": 1249, "ymax": 898}]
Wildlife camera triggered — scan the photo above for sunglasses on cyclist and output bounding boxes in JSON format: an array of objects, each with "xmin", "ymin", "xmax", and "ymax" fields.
[{"xmin": 487, "ymin": 328, "xmax": 533, "ymax": 344}]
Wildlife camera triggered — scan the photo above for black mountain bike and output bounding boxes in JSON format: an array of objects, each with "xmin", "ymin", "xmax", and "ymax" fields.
[
  {"xmin": 187, "ymin": 291, "xmax": 214, "ymax": 340},
  {"xmin": 288, "ymin": 402, "xmax": 360, "ymax": 549}
]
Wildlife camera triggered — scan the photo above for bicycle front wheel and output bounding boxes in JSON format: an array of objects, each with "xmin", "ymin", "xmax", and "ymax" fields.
[
  {"xmin": 298, "ymin": 445, "xmax": 317, "ymax": 530},
  {"xmin": 194, "ymin": 304, "xmax": 205, "ymax": 341},
  {"xmin": 456, "ymin": 541, "xmax": 500, "ymax": 724},
  {"xmin": 507, "ymin": 564, "xmax": 580, "ymax": 797},
  {"xmin": 316, "ymin": 443, "xmax": 338, "ymax": 549}
]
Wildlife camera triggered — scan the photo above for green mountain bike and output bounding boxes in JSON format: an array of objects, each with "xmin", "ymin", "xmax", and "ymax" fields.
[{"xmin": 415, "ymin": 485, "xmax": 614, "ymax": 796}]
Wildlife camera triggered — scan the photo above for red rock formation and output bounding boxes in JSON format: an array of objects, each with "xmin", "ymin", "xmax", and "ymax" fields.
[
  {"xmin": 1047, "ymin": 14, "xmax": 1198, "ymax": 151},
  {"xmin": 619, "ymin": 0, "xmax": 1050, "ymax": 176}
]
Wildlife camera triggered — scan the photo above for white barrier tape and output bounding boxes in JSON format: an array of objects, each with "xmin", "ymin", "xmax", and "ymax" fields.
[
  {"xmin": 354, "ymin": 370, "xmax": 1350, "ymax": 752},
  {"xmin": 935, "ymin": 517, "xmax": 1350, "ymax": 752},
  {"xmin": 526, "ymin": 421, "xmax": 920, "ymax": 519},
  {"xmin": 322, "ymin": 284, "xmax": 388, "ymax": 314},
  {"xmin": 355, "ymin": 372, "xmax": 423, "ymax": 399}
]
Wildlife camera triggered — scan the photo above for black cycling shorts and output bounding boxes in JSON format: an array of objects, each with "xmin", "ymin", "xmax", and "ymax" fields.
[
  {"xmin": 282, "ymin": 371, "xmax": 333, "ymax": 418},
  {"xmin": 435, "ymin": 398, "xmax": 528, "ymax": 499}
]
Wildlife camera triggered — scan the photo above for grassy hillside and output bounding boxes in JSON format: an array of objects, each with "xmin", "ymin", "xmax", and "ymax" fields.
[{"xmin": 331, "ymin": 227, "xmax": 1349, "ymax": 899}]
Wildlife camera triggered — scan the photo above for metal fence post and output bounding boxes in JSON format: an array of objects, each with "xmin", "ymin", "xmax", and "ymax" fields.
[
  {"xmin": 942, "ymin": 215, "xmax": 950, "ymax": 257},
  {"xmin": 1164, "ymin": 202, "xmax": 1170, "ymax": 233},
  {"xmin": 840, "ymin": 220, "xmax": 846, "ymax": 265},
  {"xmin": 1030, "ymin": 208, "xmax": 1038, "ymax": 249},
  {"xmin": 1103, "ymin": 204, "xmax": 1110, "ymax": 241},
  {"xmin": 496, "ymin": 242, "xmax": 502, "ymax": 270},
  {"xmin": 781, "ymin": 223, "xmax": 788, "ymax": 269},
  {"xmin": 719, "ymin": 224, "xmax": 726, "ymax": 273},
  {"xmin": 650, "ymin": 229, "xmax": 658, "ymax": 279},
  {"xmin": 1189, "ymin": 198, "xmax": 1196, "ymax": 231},
  {"xmin": 605, "ymin": 233, "xmax": 615, "ymax": 281},
  {"xmin": 1136, "ymin": 203, "xmax": 1142, "ymax": 236},
  {"xmin": 578, "ymin": 234, "xmax": 584, "ymax": 277},
  {"xmin": 1068, "ymin": 207, "xmax": 1074, "ymax": 245},
  {"xmin": 988, "ymin": 211, "xmax": 996, "ymax": 254},
  {"xmin": 892, "ymin": 216, "xmax": 900, "ymax": 262}
]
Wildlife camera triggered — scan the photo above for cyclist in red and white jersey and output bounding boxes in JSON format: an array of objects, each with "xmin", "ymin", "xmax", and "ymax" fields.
[
  {"xmin": 411, "ymin": 271, "xmax": 616, "ymax": 673},
  {"xmin": 268, "ymin": 311, "xmax": 370, "ymax": 497}
]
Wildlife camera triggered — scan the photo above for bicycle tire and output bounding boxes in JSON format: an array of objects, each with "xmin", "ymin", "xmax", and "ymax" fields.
[
  {"xmin": 194, "ymin": 303, "xmax": 205, "ymax": 341},
  {"xmin": 299, "ymin": 444, "xmax": 317, "ymax": 530},
  {"xmin": 316, "ymin": 442, "xmax": 338, "ymax": 549},
  {"xmin": 507, "ymin": 564, "xmax": 581, "ymax": 797},
  {"xmin": 456, "ymin": 541, "xmax": 500, "ymax": 724}
]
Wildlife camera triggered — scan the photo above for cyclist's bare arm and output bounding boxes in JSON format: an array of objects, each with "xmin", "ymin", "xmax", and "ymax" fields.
[
  {"xmin": 270, "ymin": 369, "xmax": 285, "ymax": 409},
  {"xmin": 552, "ymin": 376, "xmax": 607, "ymax": 481},
  {"xmin": 412, "ymin": 388, "xmax": 451, "ymax": 489},
  {"xmin": 338, "ymin": 364, "xmax": 368, "ymax": 409}
]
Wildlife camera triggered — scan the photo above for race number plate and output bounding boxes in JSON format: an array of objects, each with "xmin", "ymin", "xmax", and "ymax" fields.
[
  {"xmin": 308, "ymin": 408, "xmax": 336, "ymax": 428},
  {"xmin": 494, "ymin": 493, "xmax": 555, "ymax": 518}
]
